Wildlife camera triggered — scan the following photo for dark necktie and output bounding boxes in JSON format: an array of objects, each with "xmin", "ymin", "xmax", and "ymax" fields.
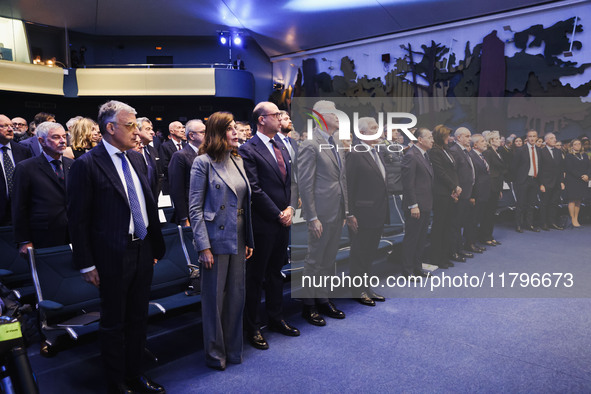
[
  {"xmin": 478, "ymin": 152, "xmax": 489, "ymax": 172},
  {"xmin": 143, "ymin": 148, "xmax": 154, "ymax": 185},
  {"xmin": 424, "ymin": 151, "xmax": 431, "ymax": 166},
  {"xmin": 270, "ymin": 139, "xmax": 287, "ymax": 181},
  {"xmin": 464, "ymin": 149, "xmax": 475, "ymax": 181},
  {"xmin": 116, "ymin": 152, "xmax": 148, "ymax": 240},
  {"xmin": 549, "ymin": 147, "xmax": 554, "ymax": 159},
  {"xmin": 51, "ymin": 159, "xmax": 64, "ymax": 182},
  {"xmin": 327, "ymin": 136, "xmax": 342, "ymax": 168},
  {"xmin": 1, "ymin": 146, "xmax": 14, "ymax": 195},
  {"xmin": 371, "ymin": 149, "xmax": 386, "ymax": 179},
  {"xmin": 176, "ymin": 142, "xmax": 182, "ymax": 151},
  {"xmin": 531, "ymin": 146, "xmax": 537, "ymax": 177}
]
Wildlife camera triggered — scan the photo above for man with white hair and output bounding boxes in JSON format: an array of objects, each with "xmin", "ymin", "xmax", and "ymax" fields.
[
  {"xmin": 169, "ymin": 119, "xmax": 205, "ymax": 226},
  {"xmin": 67, "ymin": 100, "xmax": 165, "ymax": 393},
  {"xmin": 538, "ymin": 132, "xmax": 565, "ymax": 230},
  {"xmin": 158, "ymin": 120, "xmax": 186, "ymax": 195},
  {"xmin": 12, "ymin": 121, "xmax": 72, "ymax": 256},
  {"xmin": 137, "ymin": 117, "xmax": 162, "ymax": 200},
  {"xmin": 298, "ymin": 100, "xmax": 351, "ymax": 325}
]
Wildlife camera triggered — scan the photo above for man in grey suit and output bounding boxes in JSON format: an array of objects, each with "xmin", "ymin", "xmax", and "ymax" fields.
[
  {"xmin": 401, "ymin": 128, "xmax": 434, "ymax": 279},
  {"xmin": 298, "ymin": 100, "xmax": 353, "ymax": 326}
]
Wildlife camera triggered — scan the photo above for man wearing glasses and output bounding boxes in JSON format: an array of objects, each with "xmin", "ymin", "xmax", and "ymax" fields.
[
  {"xmin": 0, "ymin": 115, "xmax": 32, "ymax": 225},
  {"xmin": 240, "ymin": 102, "xmax": 299, "ymax": 350},
  {"xmin": 11, "ymin": 117, "xmax": 29, "ymax": 142},
  {"xmin": 68, "ymin": 100, "xmax": 166, "ymax": 393},
  {"xmin": 169, "ymin": 119, "xmax": 205, "ymax": 227}
]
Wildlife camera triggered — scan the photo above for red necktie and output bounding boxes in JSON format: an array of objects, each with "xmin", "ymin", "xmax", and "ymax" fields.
[
  {"xmin": 270, "ymin": 140, "xmax": 287, "ymax": 181},
  {"xmin": 531, "ymin": 146, "xmax": 537, "ymax": 177}
]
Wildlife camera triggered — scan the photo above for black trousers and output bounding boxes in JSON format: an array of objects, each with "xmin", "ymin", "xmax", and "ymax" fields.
[
  {"xmin": 451, "ymin": 199, "xmax": 472, "ymax": 251},
  {"xmin": 98, "ymin": 237, "xmax": 154, "ymax": 385},
  {"xmin": 479, "ymin": 190, "xmax": 501, "ymax": 242},
  {"xmin": 514, "ymin": 176, "xmax": 539, "ymax": 227},
  {"xmin": 349, "ymin": 226, "xmax": 383, "ymax": 294},
  {"xmin": 244, "ymin": 224, "xmax": 289, "ymax": 332},
  {"xmin": 540, "ymin": 184, "xmax": 562, "ymax": 226},
  {"xmin": 430, "ymin": 195, "xmax": 455, "ymax": 265},
  {"xmin": 401, "ymin": 209, "xmax": 431, "ymax": 276}
]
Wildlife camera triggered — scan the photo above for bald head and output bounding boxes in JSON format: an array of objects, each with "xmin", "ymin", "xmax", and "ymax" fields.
[
  {"xmin": 455, "ymin": 127, "xmax": 472, "ymax": 149},
  {"xmin": 168, "ymin": 121, "xmax": 185, "ymax": 142},
  {"xmin": 0, "ymin": 115, "xmax": 15, "ymax": 145},
  {"xmin": 252, "ymin": 101, "xmax": 281, "ymax": 137}
]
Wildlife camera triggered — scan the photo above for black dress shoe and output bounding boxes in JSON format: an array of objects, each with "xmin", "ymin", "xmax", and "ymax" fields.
[
  {"xmin": 247, "ymin": 330, "xmax": 269, "ymax": 350},
  {"xmin": 356, "ymin": 292, "xmax": 376, "ymax": 306},
  {"xmin": 527, "ymin": 225, "xmax": 540, "ymax": 232},
  {"xmin": 551, "ymin": 223, "xmax": 564, "ymax": 230},
  {"xmin": 318, "ymin": 302, "xmax": 346, "ymax": 319},
  {"xmin": 269, "ymin": 320, "xmax": 300, "ymax": 336},
  {"xmin": 302, "ymin": 306, "xmax": 326, "ymax": 326},
  {"xmin": 465, "ymin": 244, "xmax": 483, "ymax": 254},
  {"xmin": 483, "ymin": 240, "xmax": 496, "ymax": 247},
  {"xmin": 450, "ymin": 253, "xmax": 466, "ymax": 263},
  {"xmin": 126, "ymin": 375, "xmax": 165, "ymax": 393},
  {"xmin": 540, "ymin": 225, "xmax": 550, "ymax": 231},
  {"xmin": 207, "ymin": 364, "xmax": 226, "ymax": 371},
  {"xmin": 516, "ymin": 226, "xmax": 524, "ymax": 233},
  {"xmin": 492, "ymin": 239, "xmax": 502, "ymax": 245},
  {"xmin": 367, "ymin": 289, "xmax": 385, "ymax": 302}
]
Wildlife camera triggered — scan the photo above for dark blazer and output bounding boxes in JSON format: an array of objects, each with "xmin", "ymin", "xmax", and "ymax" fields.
[
  {"xmin": 1, "ymin": 142, "xmax": 32, "ymax": 225},
  {"xmin": 158, "ymin": 139, "xmax": 186, "ymax": 195},
  {"xmin": 482, "ymin": 147, "xmax": 507, "ymax": 194},
  {"xmin": 239, "ymin": 134, "xmax": 292, "ymax": 225},
  {"xmin": 538, "ymin": 146, "xmax": 564, "ymax": 189},
  {"xmin": 12, "ymin": 154, "xmax": 73, "ymax": 247},
  {"xmin": 168, "ymin": 144, "xmax": 198, "ymax": 222},
  {"xmin": 469, "ymin": 149, "xmax": 491, "ymax": 201},
  {"xmin": 449, "ymin": 143, "xmax": 475, "ymax": 200},
  {"xmin": 401, "ymin": 145, "xmax": 433, "ymax": 211},
  {"xmin": 19, "ymin": 135, "xmax": 42, "ymax": 157},
  {"xmin": 512, "ymin": 144, "xmax": 541, "ymax": 185},
  {"xmin": 143, "ymin": 144, "xmax": 161, "ymax": 201},
  {"xmin": 429, "ymin": 146, "xmax": 458, "ymax": 197},
  {"xmin": 67, "ymin": 142, "xmax": 165, "ymax": 271},
  {"xmin": 274, "ymin": 134, "xmax": 299, "ymax": 208},
  {"xmin": 346, "ymin": 148, "xmax": 388, "ymax": 228}
]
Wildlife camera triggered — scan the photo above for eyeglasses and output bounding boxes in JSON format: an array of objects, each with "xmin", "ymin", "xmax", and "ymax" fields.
[
  {"xmin": 12, "ymin": 123, "xmax": 26, "ymax": 127},
  {"xmin": 260, "ymin": 113, "xmax": 282, "ymax": 119},
  {"xmin": 113, "ymin": 122, "xmax": 139, "ymax": 130}
]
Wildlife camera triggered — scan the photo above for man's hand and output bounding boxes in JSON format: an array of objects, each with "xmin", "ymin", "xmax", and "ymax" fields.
[
  {"xmin": 279, "ymin": 208, "xmax": 293, "ymax": 227},
  {"xmin": 540, "ymin": 185, "xmax": 546, "ymax": 193},
  {"xmin": 308, "ymin": 219, "xmax": 323, "ymax": 239},
  {"xmin": 199, "ymin": 249, "xmax": 215, "ymax": 269},
  {"xmin": 469, "ymin": 198, "xmax": 475, "ymax": 206},
  {"xmin": 410, "ymin": 207, "xmax": 420, "ymax": 219},
  {"xmin": 182, "ymin": 218, "xmax": 190, "ymax": 227},
  {"xmin": 346, "ymin": 215, "xmax": 358, "ymax": 234},
  {"xmin": 18, "ymin": 242, "xmax": 33, "ymax": 259},
  {"xmin": 245, "ymin": 246, "xmax": 253, "ymax": 260},
  {"xmin": 582, "ymin": 175, "xmax": 589, "ymax": 182},
  {"xmin": 82, "ymin": 269, "xmax": 100, "ymax": 288},
  {"xmin": 561, "ymin": 182, "xmax": 565, "ymax": 190}
]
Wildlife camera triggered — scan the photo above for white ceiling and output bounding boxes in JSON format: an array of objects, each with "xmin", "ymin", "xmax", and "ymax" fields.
[{"xmin": 0, "ymin": 0, "xmax": 562, "ymax": 57}]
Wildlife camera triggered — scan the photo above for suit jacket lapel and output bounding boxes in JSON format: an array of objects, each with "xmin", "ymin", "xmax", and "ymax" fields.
[
  {"xmin": 253, "ymin": 135, "xmax": 286, "ymax": 183},
  {"xmin": 316, "ymin": 133, "xmax": 339, "ymax": 169},
  {"xmin": 361, "ymin": 150, "xmax": 386, "ymax": 184},
  {"xmin": 415, "ymin": 146, "xmax": 433, "ymax": 177},
  {"xmin": 37, "ymin": 156, "xmax": 64, "ymax": 190},
  {"xmin": 93, "ymin": 143, "xmax": 129, "ymax": 205}
]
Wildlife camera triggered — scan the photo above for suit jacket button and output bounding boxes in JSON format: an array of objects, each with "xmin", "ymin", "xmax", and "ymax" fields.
[
  {"xmin": 216, "ymin": 184, "xmax": 220, "ymax": 189},
  {"xmin": 221, "ymin": 205, "xmax": 225, "ymax": 210},
  {"xmin": 219, "ymin": 225, "xmax": 224, "ymax": 230}
]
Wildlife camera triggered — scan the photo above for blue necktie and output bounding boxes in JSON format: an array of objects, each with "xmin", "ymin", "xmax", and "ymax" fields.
[
  {"xmin": 117, "ymin": 152, "xmax": 148, "ymax": 240},
  {"xmin": 327, "ymin": 136, "xmax": 341, "ymax": 168}
]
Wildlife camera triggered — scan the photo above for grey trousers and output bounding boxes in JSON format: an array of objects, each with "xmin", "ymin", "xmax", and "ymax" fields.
[{"xmin": 200, "ymin": 217, "xmax": 246, "ymax": 368}]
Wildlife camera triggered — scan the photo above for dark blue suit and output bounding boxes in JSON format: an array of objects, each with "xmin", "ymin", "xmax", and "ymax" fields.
[
  {"xmin": 1, "ymin": 141, "xmax": 32, "ymax": 225},
  {"xmin": 19, "ymin": 135, "xmax": 42, "ymax": 156},
  {"xmin": 12, "ymin": 154, "xmax": 73, "ymax": 248},
  {"xmin": 239, "ymin": 133, "xmax": 292, "ymax": 332},
  {"xmin": 168, "ymin": 144, "xmax": 198, "ymax": 223},
  {"xmin": 67, "ymin": 141, "xmax": 164, "ymax": 385}
]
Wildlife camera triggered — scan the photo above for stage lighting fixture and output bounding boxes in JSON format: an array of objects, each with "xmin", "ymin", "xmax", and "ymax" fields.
[
  {"xmin": 233, "ymin": 34, "xmax": 242, "ymax": 46},
  {"xmin": 219, "ymin": 32, "xmax": 228, "ymax": 45}
]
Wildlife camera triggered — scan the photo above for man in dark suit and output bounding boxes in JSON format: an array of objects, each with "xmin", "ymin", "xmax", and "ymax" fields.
[
  {"xmin": 538, "ymin": 132, "xmax": 564, "ymax": 230},
  {"xmin": 468, "ymin": 134, "xmax": 492, "ymax": 249},
  {"xmin": 276, "ymin": 110, "xmax": 299, "ymax": 209},
  {"xmin": 512, "ymin": 130, "xmax": 541, "ymax": 232},
  {"xmin": 12, "ymin": 121, "xmax": 72, "ymax": 256},
  {"xmin": 401, "ymin": 128, "xmax": 433, "ymax": 278},
  {"xmin": 298, "ymin": 100, "xmax": 351, "ymax": 326},
  {"xmin": 169, "ymin": 119, "xmax": 205, "ymax": 227},
  {"xmin": 158, "ymin": 120, "xmax": 186, "ymax": 195},
  {"xmin": 449, "ymin": 127, "xmax": 482, "ymax": 258},
  {"xmin": 345, "ymin": 117, "xmax": 387, "ymax": 306},
  {"xmin": 239, "ymin": 102, "xmax": 299, "ymax": 350},
  {"xmin": 19, "ymin": 112, "xmax": 55, "ymax": 157},
  {"xmin": 137, "ymin": 117, "xmax": 163, "ymax": 200},
  {"xmin": 67, "ymin": 101, "xmax": 165, "ymax": 394},
  {"xmin": 0, "ymin": 114, "xmax": 32, "ymax": 226}
]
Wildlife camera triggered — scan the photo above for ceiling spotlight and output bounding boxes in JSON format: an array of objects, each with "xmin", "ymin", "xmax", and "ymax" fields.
[
  {"xmin": 233, "ymin": 34, "xmax": 242, "ymax": 46},
  {"xmin": 219, "ymin": 32, "xmax": 228, "ymax": 46}
]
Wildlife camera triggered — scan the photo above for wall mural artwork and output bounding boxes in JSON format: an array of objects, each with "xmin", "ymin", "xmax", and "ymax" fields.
[{"xmin": 279, "ymin": 17, "xmax": 591, "ymax": 138}]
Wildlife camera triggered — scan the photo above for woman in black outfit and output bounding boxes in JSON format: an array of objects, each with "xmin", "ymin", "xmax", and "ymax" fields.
[
  {"xmin": 429, "ymin": 125, "xmax": 461, "ymax": 269},
  {"xmin": 564, "ymin": 139, "xmax": 590, "ymax": 228},
  {"xmin": 480, "ymin": 131, "xmax": 508, "ymax": 245}
]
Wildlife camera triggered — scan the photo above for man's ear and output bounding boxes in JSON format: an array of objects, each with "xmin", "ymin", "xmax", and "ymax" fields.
[{"xmin": 106, "ymin": 123, "xmax": 115, "ymax": 136}]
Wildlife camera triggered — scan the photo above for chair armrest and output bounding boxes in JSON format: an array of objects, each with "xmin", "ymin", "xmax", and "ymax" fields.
[{"xmin": 39, "ymin": 300, "xmax": 64, "ymax": 311}]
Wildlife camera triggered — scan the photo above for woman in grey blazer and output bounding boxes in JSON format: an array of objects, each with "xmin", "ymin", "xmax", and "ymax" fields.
[{"xmin": 188, "ymin": 111, "xmax": 254, "ymax": 370}]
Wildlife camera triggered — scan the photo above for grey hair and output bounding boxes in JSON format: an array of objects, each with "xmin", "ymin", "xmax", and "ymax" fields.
[
  {"xmin": 544, "ymin": 132, "xmax": 555, "ymax": 142},
  {"xmin": 485, "ymin": 130, "xmax": 500, "ymax": 146},
  {"xmin": 36, "ymin": 121, "xmax": 65, "ymax": 141},
  {"xmin": 470, "ymin": 133, "xmax": 484, "ymax": 146},
  {"xmin": 66, "ymin": 116, "xmax": 82, "ymax": 130},
  {"xmin": 185, "ymin": 119, "xmax": 204, "ymax": 138},
  {"xmin": 357, "ymin": 117, "xmax": 377, "ymax": 134},
  {"xmin": 455, "ymin": 127, "xmax": 470, "ymax": 138},
  {"xmin": 97, "ymin": 100, "xmax": 137, "ymax": 135},
  {"xmin": 137, "ymin": 117, "xmax": 152, "ymax": 130}
]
